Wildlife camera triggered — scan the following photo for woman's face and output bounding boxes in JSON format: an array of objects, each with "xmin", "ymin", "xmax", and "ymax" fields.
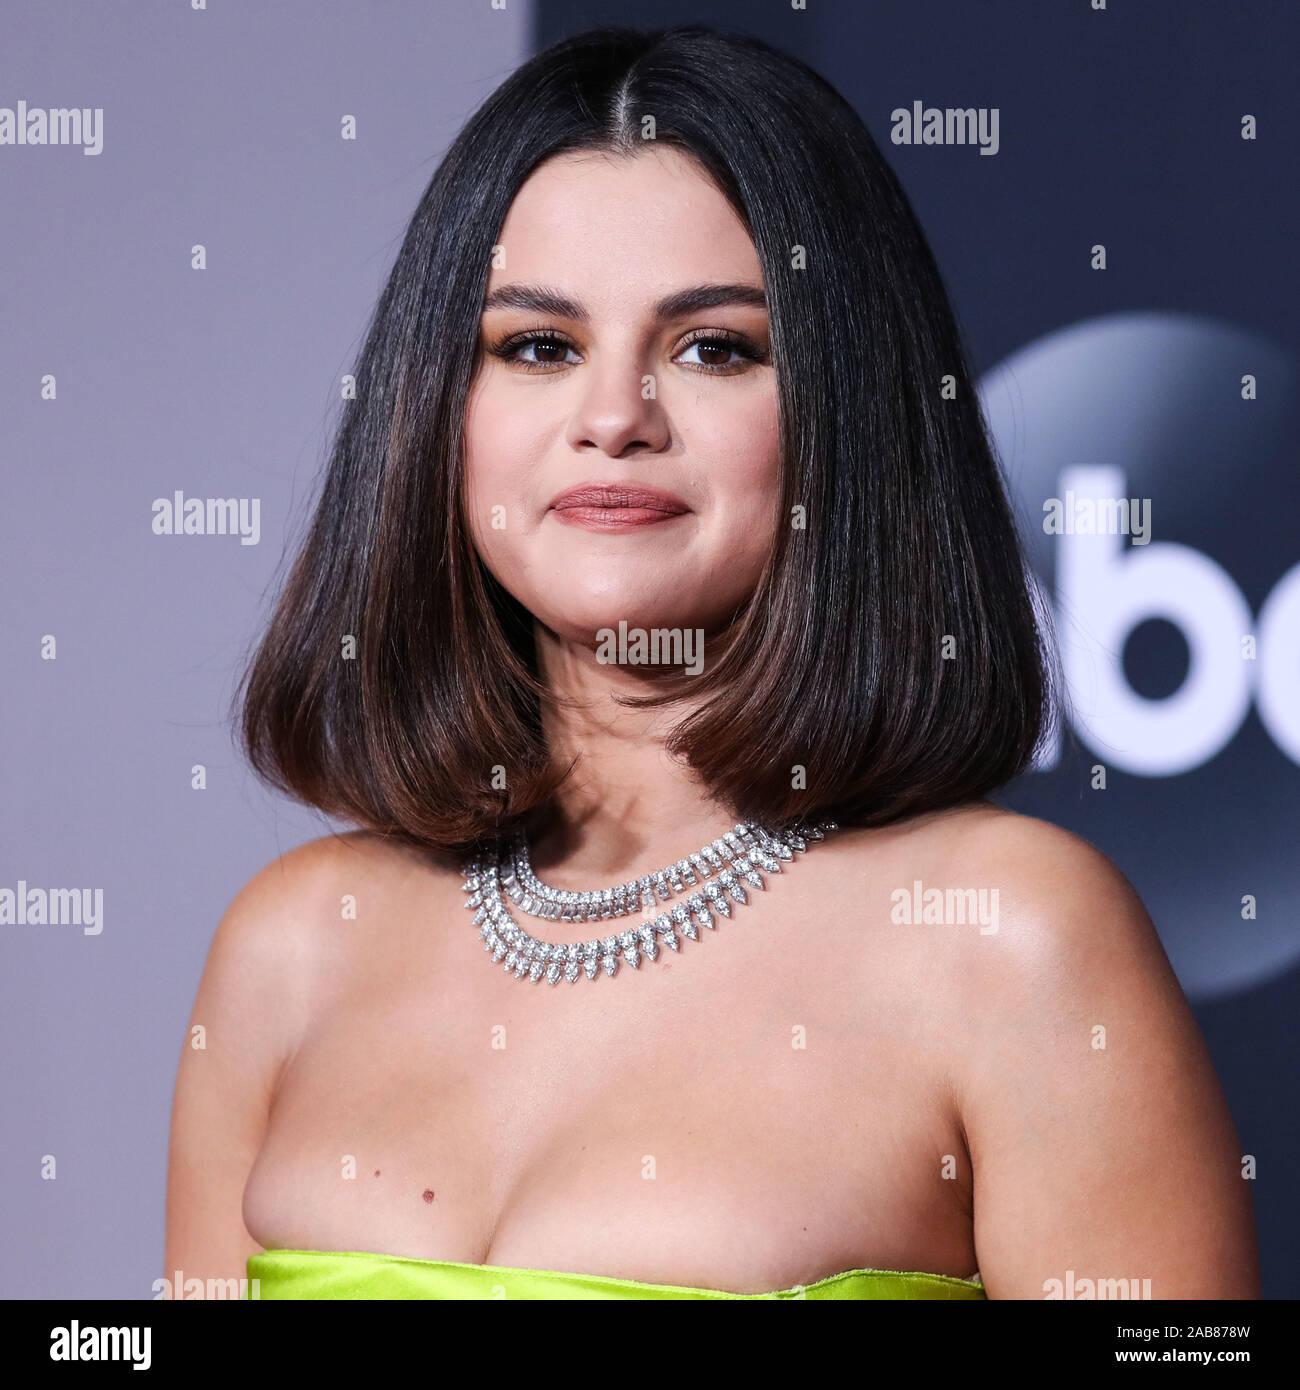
[{"xmin": 463, "ymin": 147, "xmax": 782, "ymax": 651}]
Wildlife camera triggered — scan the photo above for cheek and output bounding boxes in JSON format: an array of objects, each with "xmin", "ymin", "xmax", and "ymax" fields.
[
  {"xmin": 694, "ymin": 384, "xmax": 780, "ymax": 477},
  {"xmin": 689, "ymin": 394, "xmax": 784, "ymax": 536},
  {"xmin": 462, "ymin": 409, "xmax": 520, "ymax": 597},
  {"xmin": 462, "ymin": 378, "xmax": 552, "ymax": 559}
]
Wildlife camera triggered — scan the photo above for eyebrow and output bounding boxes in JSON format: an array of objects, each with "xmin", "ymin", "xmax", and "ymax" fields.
[{"xmin": 480, "ymin": 282, "xmax": 768, "ymax": 321}]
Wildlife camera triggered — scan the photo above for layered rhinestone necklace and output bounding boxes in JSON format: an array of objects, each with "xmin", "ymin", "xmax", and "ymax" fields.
[{"xmin": 462, "ymin": 819, "xmax": 837, "ymax": 985}]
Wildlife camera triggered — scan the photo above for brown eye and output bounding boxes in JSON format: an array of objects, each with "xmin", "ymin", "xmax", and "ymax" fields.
[
  {"xmin": 489, "ymin": 330, "xmax": 580, "ymax": 372},
  {"xmin": 675, "ymin": 331, "xmax": 765, "ymax": 373},
  {"xmin": 687, "ymin": 339, "xmax": 736, "ymax": 366},
  {"xmin": 517, "ymin": 338, "xmax": 573, "ymax": 365}
]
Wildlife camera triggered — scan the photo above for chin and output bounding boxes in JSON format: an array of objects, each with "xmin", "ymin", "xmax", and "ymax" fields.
[{"xmin": 535, "ymin": 595, "xmax": 713, "ymax": 646}]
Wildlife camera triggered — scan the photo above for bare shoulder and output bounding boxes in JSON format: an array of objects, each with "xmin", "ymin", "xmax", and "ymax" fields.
[
  {"xmin": 828, "ymin": 798, "xmax": 1151, "ymax": 959},
  {"xmin": 218, "ymin": 830, "xmax": 461, "ymax": 938},
  {"xmin": 936, "ymin": 801, "xmax": 1155, "ymax": 955},
  {"xmin": 226, "ymin": 828, "xmax": 459, "ymax": 908},
  {"xmin": 203, "ymin": 830, "xmax": 462, "ymax": 1045},
  {"xmin": 887, "ymin": 800, "xmax": 1185, "ymax": 1058},
  {"xmin": 904, "ymin": 798, "xmax": 1135, "ymax": 885},
  {"xmin": 877, "ymin": 802, "xmax": 1261, "ymax": 1298}
]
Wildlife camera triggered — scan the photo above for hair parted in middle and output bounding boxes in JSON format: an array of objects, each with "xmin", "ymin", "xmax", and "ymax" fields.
[{"xmin": 236, "ymin": 24, "xmax": 1059, "ymax": 854}]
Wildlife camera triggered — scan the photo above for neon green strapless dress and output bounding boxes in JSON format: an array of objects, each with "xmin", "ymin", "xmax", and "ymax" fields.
[{"xmin": 246, "ymin": 1249, "xmax": 986, "ymax": 1300}]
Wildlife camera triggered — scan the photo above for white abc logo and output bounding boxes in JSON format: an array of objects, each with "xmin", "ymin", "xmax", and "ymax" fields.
[{"xmin": 1044, "ymin": 465, "xmax": 1300, "ymax": 774}]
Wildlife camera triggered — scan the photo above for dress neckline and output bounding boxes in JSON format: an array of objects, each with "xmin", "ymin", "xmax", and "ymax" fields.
[{"xmin": 251, "ymin": 1246, "xmax": 985, "ymax": 1298}]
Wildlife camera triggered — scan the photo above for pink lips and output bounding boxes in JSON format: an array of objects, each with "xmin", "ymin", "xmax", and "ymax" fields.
[{"xmin": 547, "ymin": 483, "xmax": 690, "ymax": 532}]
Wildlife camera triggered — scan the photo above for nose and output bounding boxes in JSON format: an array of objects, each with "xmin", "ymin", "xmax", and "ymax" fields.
[{"xmin": 563, "ymin": 352, "xmax": 673, "ymax": 458}]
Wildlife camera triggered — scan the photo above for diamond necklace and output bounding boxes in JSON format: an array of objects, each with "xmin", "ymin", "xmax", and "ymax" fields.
[{"xmin": 462, "ymin": 819, "xmax": 837, "ymax": 984}]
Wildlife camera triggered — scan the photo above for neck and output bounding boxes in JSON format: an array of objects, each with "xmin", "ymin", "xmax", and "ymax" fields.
[{"xmin": 527, "ymin": 625, "xmax": 737, "ymax": 887}]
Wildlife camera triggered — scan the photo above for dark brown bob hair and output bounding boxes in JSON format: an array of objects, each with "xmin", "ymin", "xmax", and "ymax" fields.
[{"xmin": 237, "ymin": 24, "xmax": 1059, "ymax": 854}]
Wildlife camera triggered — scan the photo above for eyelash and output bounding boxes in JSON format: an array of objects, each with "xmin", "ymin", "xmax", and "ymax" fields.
[{"xmin": 485, "ymin": 326, "xmax": 766, "ymax": 375}]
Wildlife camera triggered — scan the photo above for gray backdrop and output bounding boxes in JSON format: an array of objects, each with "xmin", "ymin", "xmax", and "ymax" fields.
[{"xmin": 0, "ymin": 0, "xmax": 530, "ymax": 1300}]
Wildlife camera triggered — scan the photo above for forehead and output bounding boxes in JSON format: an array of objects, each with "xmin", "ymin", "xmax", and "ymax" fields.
[{"xmin": 486, "ymin": 147, "xmax": 763, "ymax": 303}]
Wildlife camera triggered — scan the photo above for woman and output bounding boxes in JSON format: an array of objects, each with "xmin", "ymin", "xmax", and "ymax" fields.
[{"xmin": 164, "ymin": 24, "xmax": 1259, "ymax": 1300}]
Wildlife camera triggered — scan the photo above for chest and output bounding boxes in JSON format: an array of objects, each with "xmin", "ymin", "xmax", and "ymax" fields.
[{"xmin": 242, "ymin": 890, "xmax": 977, "ymax": 1291}]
